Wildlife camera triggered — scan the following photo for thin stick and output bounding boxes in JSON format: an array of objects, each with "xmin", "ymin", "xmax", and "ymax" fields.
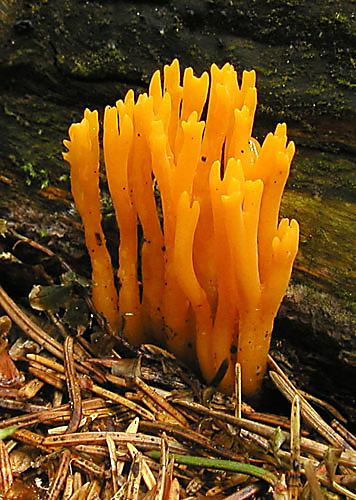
[
  {"xmin": 42, "ymin": 430, "xmax": 188, "ymax": 455},
  {"xmin": 86, "ymin": 384, "xmax": 155, "ymax": 421},
  {"xmin": 268, "ymin": 356, "xmax": 350, "ymax": 449},
  {"xmin": 0, "ymin": 285, "xmax": 99, "ymax": 381},
  {"xmin": 125, "ymin": 452, "xmax": 142, "ymax": 500},
  {"xmin": 331, "ymin": 419, "xmax": 356, "ymax": 449},
  {"xmin": 48, "ymin": 449, "xmax": 71, "ymax": 500},
  {"xmin": 106, "ymin": 435, "xmax": 119, "ymax": 495},
  {"xmin": 156, "ymin": 435, "xmax": 168, "ymax": 500},
  {"xmin": 288, "ymin": 394, "xmax": 301, "ymax": 499},
  {"xmin": 0, "ymin": 285, "xmax": 64, "ymax": 359},
  {"xmin": 173, "ymin": 399, "xmax": 356, "ymax": 467},
  {"xmin": 116, "ymin": 417, "xmax": 140, "ymax": 476},
  {"xmin": 290, "ymin": 395, "xmax": 301, "ymax": 472},
  {"xmin": 134, "ymin": 377, "xmax": 188, "ymax": 426},
  {"xmin": 331, "ymin": 481, "xmax": 356, "ymax": 499},
  {"xmin": 127, "ymin": 442, "xmax": 157, "ymax": 491},
  {"xmin": 0, "ymin": 439, "xmax": 13, "ymax": 495},
  {"xmin": 9, "ymin": 227, "xmax": 72, "ymax": 273},
  {"xmin": 142, "ymin": 420, "xmax": 245, "ymax": 461},
  {"xmin": 234, "ymin": 362, "xmax": 242, "ymax": 419},
  {"xmin": 71, "ymin": 456, "xmax": 106, "ymax": 478},
  {"xmin": 64, "ymin": 336, "xmax": 82, "ymax": 434},
  {"xmin": 303, "ymin": 461, "xmax": 324, "ymax": 500}
]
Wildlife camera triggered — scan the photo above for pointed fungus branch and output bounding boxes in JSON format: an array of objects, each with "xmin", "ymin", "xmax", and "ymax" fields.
[{"xmin": 63, "ymin": 60, "xmax": 299, "ymax": 398}]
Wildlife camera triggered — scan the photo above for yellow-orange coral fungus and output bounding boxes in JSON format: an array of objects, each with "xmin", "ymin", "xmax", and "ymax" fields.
[
  {"xmin": 63, "ymin": 109, "xmax": 120, "ymax": 331},
  {"xmin": 63, "ymin": 59, "xmax": 299, "ymax": 397}
]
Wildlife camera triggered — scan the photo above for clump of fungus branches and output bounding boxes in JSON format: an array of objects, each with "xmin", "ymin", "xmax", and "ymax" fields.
[{"xmin": 63, "ymin": 60, "xmax": 299, "ymax": 397}]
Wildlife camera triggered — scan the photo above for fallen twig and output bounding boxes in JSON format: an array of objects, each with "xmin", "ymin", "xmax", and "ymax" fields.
[
  {"xmin": 268, "ymin": 356, "xmax": 350, "ymax": 449},
  {"xmin": 64, "ymin": 336, "xmax": 82, "ymax": 433},
  {"xmin": 0, "ymin": 439, "xmax": 13, "ymax": 495},
  {"xmin": 48, "ymin": 449, "xmax": 71, "ymax": 500}
]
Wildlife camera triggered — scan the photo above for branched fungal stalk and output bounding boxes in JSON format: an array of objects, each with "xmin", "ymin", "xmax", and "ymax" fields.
[{"xmin": 63, "ymin": 60, "xmax": 299, "ymax": 397}]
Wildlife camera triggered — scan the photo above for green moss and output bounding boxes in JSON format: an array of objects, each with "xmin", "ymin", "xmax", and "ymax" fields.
[
  {"xmin": 336, "ymin": 78, "xmax": 356, "ymax": 90},
  {"xmin": 226, "ymin": 38, "xmax": 255, "ymax": 51},
  {"xmin": 39, "ymin": 229, "xmax": 50, "ymax": 238},
  {"xmin": 282, "ymin": 189, "xmax": 355, "ymax": 307},
  {"xmin": 290, "ymin": 151, "xmax": 355, "ymax": 201},
  {"xmin": 1, "ymin": 94, "xmax": 71, "ymax": 187},
  {"xmin": 20, "ymin": 162, "xmax": 50, "ymax": 189},
  {"xmin": 57, "ymin": 48, "xmax": 127, "ymax": 79},
  {"xmin": 101, "ymin": 192, "xmax": 115, "ymax": 218},
  {"xmin": 226, "ymin": 20, "xmax": 354, "ymax": 133}
]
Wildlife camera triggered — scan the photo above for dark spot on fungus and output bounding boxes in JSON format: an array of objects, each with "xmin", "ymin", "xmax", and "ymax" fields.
[
  {"xmin": 95, "ymin": 232, "xmax": 102, "ymax": 246},
  {"xmin": 201, "ymin": 156, "xmax": 207, "ymax": 162},
  {"xmin": 161, "ymin": 245, "xmax": 166, "ymax": 252},
  {"xmin": 211, "ymin": 359, "xmax": 229, "ymax": 387},
  {"xmin": 230, "ymin": 345, "xmax": 237, "ymax": 354}
]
